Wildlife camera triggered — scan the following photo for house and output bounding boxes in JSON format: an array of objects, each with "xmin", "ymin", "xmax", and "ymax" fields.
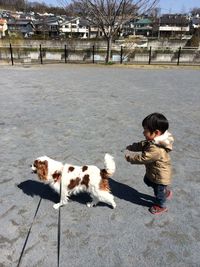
[
  {"xmin": 60, "ymin": 17, "xmax": 89, "ymax": 39},
  {"xmin": 7, "ymin": 19, "xmax": 35, "ymax": 37},
  {"xmin": 88, "ymin": 24, "xmax": 104, "ymax": 38},
  {"xmin": 19, "ymin": 11, "xmax": 36, "ymax": 20},
  {"xmin": 191, "ymin": 17, "xmax": 200, "ymax": 29},
  {"xmin": 34, "ymin": 16, "xmax": 60, "ymax": 38},
  {"xmin": 0, "ymin": 10, "xmax": 14, "ymax": 21},
  {"xmin": 0, "ymin": 19, "xmax": 8, "ymax": 38},
  {"xmin": 122, "ymin": 18, "xmax": 157, "ymax": 37},
  {"xmin": 159, "ymin": 14, "xmax": 190, "ymax": 38},
  {"xmin": 133, "ymin": 18, "xmax": 153, "ymax": 36}
]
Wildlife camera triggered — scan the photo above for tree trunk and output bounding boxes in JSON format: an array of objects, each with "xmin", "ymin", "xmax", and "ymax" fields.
[{"xmin": 106, "ymin": 36, "xmax": 112, "ymax": 63}]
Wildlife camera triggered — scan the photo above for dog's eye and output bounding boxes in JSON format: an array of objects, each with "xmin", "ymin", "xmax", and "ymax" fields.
[{"xmin": 33, "ymin": 160, "xmax": 39, "ymax": 167}]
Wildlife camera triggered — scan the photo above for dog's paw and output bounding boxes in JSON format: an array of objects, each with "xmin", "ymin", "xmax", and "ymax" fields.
[
  {"xmin": 112, "ymin": 202, "xmax": 117, "ymax": 209},
  {"xmin": 87, "ymin": 202, "xmax": 96, "ymax": 208},
  {"xmin": 53, "ymin": 203, "xmax": 61, "ymax": 209}
]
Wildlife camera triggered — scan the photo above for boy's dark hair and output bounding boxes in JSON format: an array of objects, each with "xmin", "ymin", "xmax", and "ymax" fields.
[{"xmin": 142, "ymin": 113, "xmax": 169, "ymax": 134}]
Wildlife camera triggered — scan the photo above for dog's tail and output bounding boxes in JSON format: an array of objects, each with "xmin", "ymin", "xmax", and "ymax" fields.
[
  {"xmin": 103, "ymin": 153, "xmax": 116, "ymax": 177},
  {"xmin": 99, "ymin": 154, "xmax": 115, "ymax": 192}
]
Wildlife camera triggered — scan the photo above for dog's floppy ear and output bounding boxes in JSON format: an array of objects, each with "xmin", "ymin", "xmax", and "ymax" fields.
[
  {"xmin": 35, "ymin": 160, "xmax": 48, "ymax": 181},
  {"xmin": 33, "ymin": 159, "xmax": 40, "ymax": 168}
]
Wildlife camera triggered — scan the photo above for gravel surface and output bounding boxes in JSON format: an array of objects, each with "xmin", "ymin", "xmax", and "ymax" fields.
[{"xmin": 0, "ymin": 64, "xmax": 200, "ymax": 267}]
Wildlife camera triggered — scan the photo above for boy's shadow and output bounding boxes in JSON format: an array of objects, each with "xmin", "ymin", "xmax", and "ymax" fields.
[
  {"xmin": 17, "ymin": 180, "xmax": 91, "ymax": 204},
  {"xmin": 109, "ymin": 178, "xmax": 155, "ymax": 207}
]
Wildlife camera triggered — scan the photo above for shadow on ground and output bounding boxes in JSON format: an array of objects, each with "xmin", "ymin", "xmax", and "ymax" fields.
[
  {"xmin": 18, "ymin": 178, "xmax": 155, "ymax": 208},
  {"xmin": 109, "ymin": 178, "xmax": 155, "ymax": 207},
  {"xmin": 17, "ymin": 180, "xmax": 92, "ymax": 205},
  {"xmin": 18, "ymin": 180, "xmax": 60, "ymax": 203}
]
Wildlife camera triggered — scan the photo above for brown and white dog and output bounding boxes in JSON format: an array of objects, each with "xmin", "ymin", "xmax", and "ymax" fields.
[{"xmin": 31, "ymin": 154, "xmax": 116, "ymax": 209}]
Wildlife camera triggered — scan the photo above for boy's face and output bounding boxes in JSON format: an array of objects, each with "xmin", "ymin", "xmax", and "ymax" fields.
[{"xmin": 143, "ymin": 127, "xmax": 161, "ymax": 141}]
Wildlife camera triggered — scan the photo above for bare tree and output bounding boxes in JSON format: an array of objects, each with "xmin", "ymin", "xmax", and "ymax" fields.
[
  {"xmin": 58, "ymin": 0, "xmax": 158, "ymax": 62},
  {"xmin": 191, "ymin": 7, "xmax": 200, "ymax": 16},
  {"xmin": 0, "ymin": 0, "xmax": 26, "ymax": 10}
]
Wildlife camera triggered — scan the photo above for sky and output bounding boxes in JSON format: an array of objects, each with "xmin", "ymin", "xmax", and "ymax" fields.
[{"xmin": 31, "ymin": 0, "xmax": 200, "ymax": 13}]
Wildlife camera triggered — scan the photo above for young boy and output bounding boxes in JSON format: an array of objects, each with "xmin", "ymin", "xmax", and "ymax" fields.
[{"xmin": 125, "ymin": 113, "xmax": 174, "ymax": 215}]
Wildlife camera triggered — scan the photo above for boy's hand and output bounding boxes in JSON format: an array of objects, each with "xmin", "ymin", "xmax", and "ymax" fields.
[
  {"xmin": 125, "ymin": 155, "xmax": 131, "ymax": 162},
  {"xmin": 125, "ymin": 151, "xmax": 132, "ymax": 162}
]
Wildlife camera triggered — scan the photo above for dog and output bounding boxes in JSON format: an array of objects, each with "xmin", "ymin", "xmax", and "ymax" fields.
[{"xmin": 31, "ymin": 154, "xmax": 116, "ymax": 209}]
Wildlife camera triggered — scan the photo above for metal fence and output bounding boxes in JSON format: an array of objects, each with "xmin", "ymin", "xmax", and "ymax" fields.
[{"xmin": 0, "ymin": 43, "xmax": 200, "ymax": 66}]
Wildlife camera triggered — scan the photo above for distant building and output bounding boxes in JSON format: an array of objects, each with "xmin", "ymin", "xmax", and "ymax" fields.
[
  {"xmin": 191, "ymin": 17, "xmax": 200, "ymax": 29},
  {"xmin": 0, "ymin": 19, "xmax": 8, "ymax": 38},
  {"xmin": 1, "ymin": 7, "xmax": 198, "ymax": 40},
  {"xmin": 133, "ymin": 18, "xmax": 153, "ymax": 36},
  {"xmin": 60, "ymin": 17, "xmax": 89, "ymax": 39},
  {"xmin": 123, "ymin": 18, "xmax": 158, "ymax": 37},
  {"xmin": 159, "ymin": 14, "xmax": 190, "ymax": 38},
  {"xmin": 34, "ymin": 16, "xmax": 60, "ymax": 38},
  {"xmin": 7, "ymin": 19, "xmax": 35, "ymax": 37}
]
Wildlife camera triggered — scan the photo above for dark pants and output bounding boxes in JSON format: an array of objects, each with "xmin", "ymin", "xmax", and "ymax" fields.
[{"xmin": 143, "ymin": 175, "xmax": 167, "ymax": 207}]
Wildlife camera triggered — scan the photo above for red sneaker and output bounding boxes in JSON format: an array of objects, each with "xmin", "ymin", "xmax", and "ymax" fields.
[
  {"xmin": 149, "ymin": 205, "xmax": 168, "ymax": 215},
  {"xmin": 165, "ymin": 189, "xmax": 173, "ymax": 200}
]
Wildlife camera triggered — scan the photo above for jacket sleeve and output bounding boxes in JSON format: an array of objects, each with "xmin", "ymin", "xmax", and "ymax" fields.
[
  {"xmin": 126, "ymin": 141, "xmax": 144, "ymax": 152},
  {"xmin": 125, "ymin": 145, "xmax": 160, "ymax": 164}
]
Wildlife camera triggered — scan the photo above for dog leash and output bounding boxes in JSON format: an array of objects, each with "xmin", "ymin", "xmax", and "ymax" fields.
[
  {"xmin": 57, "ymin": 177, "xmax": 62, "ymax": 267},
  {"xmin": 17, "ymin": 197, "xmax": 42, "ymax": 267},
  {"xmin": 17, "ymin": 176, "xmax": 63, "ymax": 267},
  {"xmin": 57, "ymin": 206, "xmax": 61, "ymax": 267}
]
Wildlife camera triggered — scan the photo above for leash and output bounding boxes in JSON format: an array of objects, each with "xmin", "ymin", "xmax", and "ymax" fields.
[
  {"xmin": 17, "ymin": 172, "xmax": 63, "ymax": 267},
  {"xmin": 17, "ymin": 197, "xmax": 42, "ymax": 267},
  {"xmin": 57, "ymin": 176, "xmax": 62, "ymax": 267},
  {"xmin": 57, "ymin": 206, "xmax": 61, "ymax": 267}
]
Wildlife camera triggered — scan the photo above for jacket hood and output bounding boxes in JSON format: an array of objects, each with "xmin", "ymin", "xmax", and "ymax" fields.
[{"xmin": 153, "ymin": 131, "xmax": 174, "ymax": 151}]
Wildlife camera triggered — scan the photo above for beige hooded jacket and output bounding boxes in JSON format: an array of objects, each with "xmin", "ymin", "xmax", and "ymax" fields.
[{"xmin": 125, "ymin": 131, "xmax": 174, "ymax": 185}]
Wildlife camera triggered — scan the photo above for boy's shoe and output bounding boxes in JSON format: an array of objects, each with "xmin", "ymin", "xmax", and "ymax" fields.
[
  {"xmin": 165, "ymin": 189, "xmax": 173, "ymax": 200},
  {"xmin": 149, "ymin": 205, "xmax": 168, "ymax": 215}
]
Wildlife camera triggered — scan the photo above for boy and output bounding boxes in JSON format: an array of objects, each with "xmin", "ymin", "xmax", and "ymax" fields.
[{"xmin": 125, "ymin": 113, "xmax": 174, "ymax": 214}]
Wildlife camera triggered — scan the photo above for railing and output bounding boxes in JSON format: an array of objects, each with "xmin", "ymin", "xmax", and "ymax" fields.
[{"xmin": 0, "ymin": 44, "xmax": 200, "ymax": 66}]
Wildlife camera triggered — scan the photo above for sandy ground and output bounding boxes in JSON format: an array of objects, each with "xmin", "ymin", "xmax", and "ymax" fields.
[{"xmin": 0, "ymin": 64, "xmax": 200, "ymax": 267}]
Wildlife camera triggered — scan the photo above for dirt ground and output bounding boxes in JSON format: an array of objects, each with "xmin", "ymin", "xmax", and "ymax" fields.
[{"xmin": 0, "ymin": 64, "xmax": 199, "ymax": 267}]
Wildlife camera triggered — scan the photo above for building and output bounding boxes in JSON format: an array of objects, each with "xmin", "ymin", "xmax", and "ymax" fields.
[
  {"xmin": 122, "ymin": 18, "xmax": 158, "ymax": 37},
  {"xmin": 34, "ymin": 16, "xmax": 60, "ymax": 38},
  {"xmin": 0, "ymin": 19, "xmax": 8, "ymax": 38},
  {"xmin": 191, "ymin": 17, "xmax": 200, "ymax": 29},
  {"xmin": 60, "ymin": 17, "xmax": 89, "ymax": 39},
  {"xmin": 159, "ymin": 14, "xmax": 190, "ymax": 38},
  {"xmin": 7, "ymin": 19, "xmax": 35, "ymax": 37}
]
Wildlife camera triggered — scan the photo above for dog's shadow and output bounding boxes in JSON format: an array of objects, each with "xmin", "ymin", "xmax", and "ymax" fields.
[
  {"xmin": 18, "ymin": 180, "xmax": 59, "ymax": 203},
  {"xmin": 17, "ymin": 180, "xmax": 91, "ymax": 204},
  {"xmin": 109, "ymin": 178, "xmax": 155, "ymax": 207},
  {"xmin": 18, "ymin": 179, "xmax": 154, "ymax": 208}
]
